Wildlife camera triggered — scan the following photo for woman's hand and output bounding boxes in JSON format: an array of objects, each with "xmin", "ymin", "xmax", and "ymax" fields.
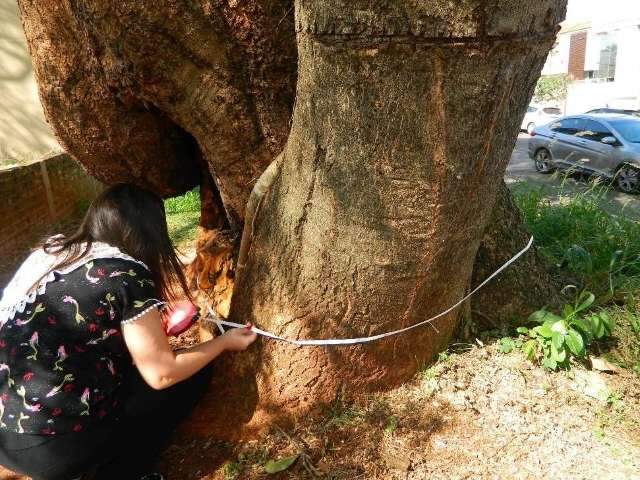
[
  {"xmin": 221, "ymin": 326, "xmax": 258, "ymax": 351},
  {"xmin": 123, "ymin": 309, "xmax": 257, "ymax": 390}
]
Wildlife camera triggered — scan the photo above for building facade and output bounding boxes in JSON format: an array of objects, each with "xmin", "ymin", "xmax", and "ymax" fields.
[{"xmin": 542, "ymin": 0, "xmax": 640, "ymax": 114}]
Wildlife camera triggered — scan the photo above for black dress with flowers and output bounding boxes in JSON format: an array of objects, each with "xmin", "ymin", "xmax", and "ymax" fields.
[{"xmin": 0, "ymin": 258, "xmax": 163, "ymax": 435}]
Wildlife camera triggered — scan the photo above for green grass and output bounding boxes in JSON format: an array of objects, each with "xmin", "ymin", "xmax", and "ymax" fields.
[
  {"xmin": 513, "ymin": 183, "xmax": 640, "ymax": 297},
  {"xmin": 164, "ymin": 187, "xmax": 201, "ymax": 248},
  {"xmin": 164, "ymin": 187, "xmax": 201, "ymax": 214},
  {"xmin": 511, "ymin": 182, "xmax": 640, "ymax": 373}
]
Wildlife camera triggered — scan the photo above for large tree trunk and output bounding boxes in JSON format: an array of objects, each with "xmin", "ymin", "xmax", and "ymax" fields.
[
  {"xmin": 18, "ymin": 0, "xmax": 298, "ymax": 221},
  {"xmin": 471, "ymin": 181, "xmax": 564, "ymax": 330},
  {"xmin": 18, "ymin": 0, "xmax": 567, "ymax": 438},
  {"xmin": 191, "ymin": 0, "xmax": 567, "ymax": 437}
]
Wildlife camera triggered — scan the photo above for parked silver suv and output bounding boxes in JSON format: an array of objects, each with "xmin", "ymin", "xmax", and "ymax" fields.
[{"xmin": 528, "ymin": 114, "xmax": 640, "ymax": 193}]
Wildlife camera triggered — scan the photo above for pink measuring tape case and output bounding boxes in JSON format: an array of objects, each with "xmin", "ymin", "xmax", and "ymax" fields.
[{"xmin": 161, "ymin": 300, "xmax": 199, "ymax": 337}]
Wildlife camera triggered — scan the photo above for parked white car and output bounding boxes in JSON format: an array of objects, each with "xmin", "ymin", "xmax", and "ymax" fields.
[{"xmin": 521, "ymin": 105, "xmax": 562, "ymax": 135}]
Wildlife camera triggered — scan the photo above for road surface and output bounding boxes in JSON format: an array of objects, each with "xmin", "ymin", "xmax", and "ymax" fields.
[{"xmin": 505, "ymin": 133, "xmax": 640, "ymax": 220}]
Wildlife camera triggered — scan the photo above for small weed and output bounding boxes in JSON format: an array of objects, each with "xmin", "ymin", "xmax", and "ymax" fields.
[
  {"xmin": 510, "ymin": 290, "xmax": 615, "ymax": 371},
  {"xmin": 421, "ymin": 366, "xmax": 437, "ymax": 381},
  {"xmin": 437, "ymin": 351, "xmax": 450, "ymax": 363},
  {"xmin": 418, "ymin": 350, "xmax": 451, "ymax": 395},
  {"xmin": 594, "ymin": 390, "xmax": 631, "ymax": 442},
  {"xmin": 384, "ymin": 415, "xmax": 398, "ymax": 436},
  {"xmin": 223, "ymin": 446, "xmax": 269, "ymax": 479},
  {"xmin": 324, "ymin": 399, "xmax": 365, "ymax": 428},
  {"xmin": 601, "ymin": 303, "xmax": 640, "ymax": 374},
  {"xmin": 606, "ymin": 391, "xmax": 624, "ymax": 407},
  {"xmin": 223, "ymin": 461, "xmax": 242, "ymax": 480},
  {"xmin": 419, "ymin": 365, "xmax": 439, "ymax": 396},
  {"xmin": 498, "ymin": 337, "xmax": 522, "ymax": 353}
]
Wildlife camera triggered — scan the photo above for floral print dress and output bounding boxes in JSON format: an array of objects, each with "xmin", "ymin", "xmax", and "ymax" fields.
[{"xmin": 0, "ymin": 255, "xmax": 163, "ymax": 435}]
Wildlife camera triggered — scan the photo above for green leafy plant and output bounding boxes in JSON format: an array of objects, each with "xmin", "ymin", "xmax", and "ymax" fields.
[
  {"xmin": 516, "ymin": 291, "xmax": 614, "ymax": 370},
  {"xmin": 324, "ymin": 397, "xmax": 365, "ymax": 428},
  {"xmin": 498, "ymin": 337, "xmax": 520, "ymax": 353},
  {"xmin": 533, "ymin": 74, "xmax": 568, "ymax": 104},
  {"xmin": 384, "ymin": 415, "xmax": 398, "ymax": 435},
  {"xmin": 437, "ymin": 351, "xmax": 450, "ymax": 363},
  {"xmin": 264, "ymin": 454, "xmax": 299, "ymax": 474}
]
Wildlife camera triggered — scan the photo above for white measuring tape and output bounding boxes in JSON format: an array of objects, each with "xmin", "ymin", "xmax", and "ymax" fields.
[{"xmin": 205, "ymin": 236, "xmax": 534, "ymax": 346}]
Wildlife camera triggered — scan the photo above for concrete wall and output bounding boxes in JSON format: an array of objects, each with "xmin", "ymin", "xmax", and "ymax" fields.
[
  {"xmin": 0, "ymin": 1, "xmax": 60, "ymax": 165},
  {"xmin": 0, "ymin": 153, "xmax": 102, "ymax": 286}
]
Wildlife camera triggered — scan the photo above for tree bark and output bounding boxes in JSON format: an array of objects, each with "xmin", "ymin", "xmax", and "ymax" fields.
[
  {"xmin": 17, "ymin": 0, "xmax": 204, "ymax": 196},
  {"xmin": 18, "ymin": 0, "xmax": 568, "ymax": 438},
  {"xmin": 17, "ymin": 0, "xmax": 297, "ymax": 219},
  {"xmin": 470, "ymin": 181, "xmax": 565, "ymax": 330},
  {"xmin": 187, "ymin": 0, "xmax": 568, "ymax": 437}
]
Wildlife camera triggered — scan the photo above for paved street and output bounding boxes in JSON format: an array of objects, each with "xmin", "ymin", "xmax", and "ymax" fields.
[{"xmin": 505, "ymin": 133, "xmax": 640, "ymax": 220}]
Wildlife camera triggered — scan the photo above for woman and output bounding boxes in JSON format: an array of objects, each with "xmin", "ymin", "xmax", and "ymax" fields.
[{"xmin": 0, "ymin": 184, "xmax": 256, "ymax": 480}]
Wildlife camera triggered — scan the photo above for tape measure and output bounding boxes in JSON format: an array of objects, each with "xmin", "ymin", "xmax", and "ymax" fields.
[{"xmin": 206, "ymin": 237, "xmax": 534, "ymax": 346}]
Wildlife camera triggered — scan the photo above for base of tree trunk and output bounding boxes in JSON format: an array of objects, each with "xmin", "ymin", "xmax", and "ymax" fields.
[
  {"xmin": 179, "ymin": 185, "xmax": 565, "ymax": 440},
  {"xmin": 470, "ymin": 182, "xmax": 566, "ymax": 332}
]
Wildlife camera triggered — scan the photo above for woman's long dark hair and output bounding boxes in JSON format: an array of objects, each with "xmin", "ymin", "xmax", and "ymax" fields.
[{"xmin": 41, "ymin": 183, "xmax": 190, "ymax": 303}]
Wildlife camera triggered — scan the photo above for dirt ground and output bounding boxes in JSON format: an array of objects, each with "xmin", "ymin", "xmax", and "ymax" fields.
[
  {"xmin": 1, "ymin": 193, "xmax": 639, "ymax": 480},
  {"xmin": 0, "ymin": 292, "xmax": 638, "ymax": 480},
  {"xmin": 158, "ymin": 329, "xmax": 639, "ymax": 480}
]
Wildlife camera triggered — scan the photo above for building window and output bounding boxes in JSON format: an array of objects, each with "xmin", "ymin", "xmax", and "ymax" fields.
[{"xmin": 585, "ymin": 32, "xmax": 617, "ymax": 82}]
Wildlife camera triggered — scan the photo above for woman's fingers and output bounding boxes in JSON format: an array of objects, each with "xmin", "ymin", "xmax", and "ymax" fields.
[{"xmin": 222, "ymin": 327, "xmax": 258, "ymax": 351}]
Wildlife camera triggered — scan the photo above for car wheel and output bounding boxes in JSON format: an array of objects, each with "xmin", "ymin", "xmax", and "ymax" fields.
[
  {"xmin": 534, "ymin": 149, "xmax": 553, "ymax": 174},
  {"xmin": 527, "ymin": 122, "xmax": 536, "ymax": 135},
  {"xmin": 614, "ymin": 164, "xmax": 640, "ymax": 194}
]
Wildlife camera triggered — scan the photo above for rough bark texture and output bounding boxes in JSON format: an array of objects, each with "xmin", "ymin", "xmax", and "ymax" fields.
[
  {"xmin": 17, "ymin": 0, "xmax": 201, "ymax": 196},
  {"xmin": 17, "ymin": 0, "xmax": 297, "ymax": 215},
  {"xmin": 190, "ymin": 0, "xmax": 568, "ymax": 438},
  {"xmin": 471, "ymin": 181, "xmax": 565, "ymax": 329},
  {"xmin": 18, "ymin": 0, "xmax": 568, "ymax": 439}
]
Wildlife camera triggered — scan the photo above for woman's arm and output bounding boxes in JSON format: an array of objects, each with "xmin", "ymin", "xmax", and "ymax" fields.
[{"xmin": 122, "ymin": 308, "xmax": 257, "ymax": 390}]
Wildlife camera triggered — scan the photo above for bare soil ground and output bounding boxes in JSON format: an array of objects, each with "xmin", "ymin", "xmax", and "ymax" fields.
[
  {"xmin": 2, "ymin": 331, "xmax": 637, "ymax": 480},
  {"xmin": 158, "ymin": 328, "xmax": 640, "ymax": 480},
  {"xmin": 0, "ymin": 243, "xmax": 638, "ymax": 480}
]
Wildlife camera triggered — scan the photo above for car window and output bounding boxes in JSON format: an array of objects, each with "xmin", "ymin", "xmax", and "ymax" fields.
[
  {"xmin": 578, "ymin": 120, "xmax": 614, "ymax": 142},
  {"xmin": 609, "ymin": 119, "xmax": 640, "ymax": 143},
  {"xmin": 543, "ymin": 107, "xmax": 562, "ymax": 115},
  {"xmin": 550, "ymin": 118, "xmax": 584, "ymax": 135},
  {"xmin": 527, "ymin": 106, "xmax": 537, "ymax": 113},
  {"xmin": 595, "ymin": 109, "xmax": 640, "ymax": 117}
]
